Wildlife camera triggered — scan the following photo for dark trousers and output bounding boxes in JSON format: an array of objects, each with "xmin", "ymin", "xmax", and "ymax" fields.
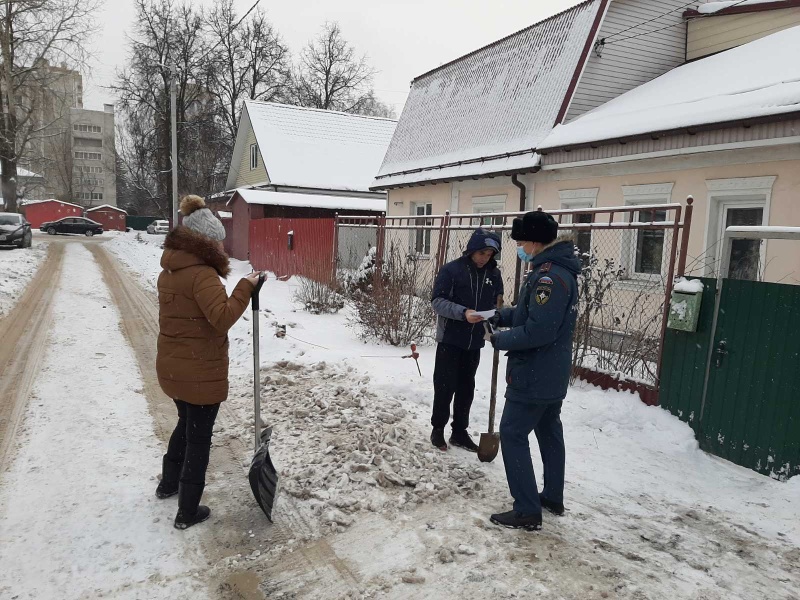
[
  {"xmin": 431, "ymin": 343, "xmax": 481, "ymax": 432},
  {"xmin": 165, "ymin": 399, "xmax": 221, "ymax": 486},
  {"xmin": 499, "ymin": 400, "xmax": 565, "ymax": 516}
]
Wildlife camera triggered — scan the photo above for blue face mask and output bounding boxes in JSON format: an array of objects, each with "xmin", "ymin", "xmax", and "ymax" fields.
[{"xmin": 517, "ymin": 246, "xmax": 534, "ymax": 263}]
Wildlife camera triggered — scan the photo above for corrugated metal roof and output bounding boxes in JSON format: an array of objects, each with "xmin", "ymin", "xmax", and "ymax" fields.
[
  {"xmin": 245, "ymin": 101, "xmax": 397, "ymax": 193},
  {"xmin": 232, "ymin": 188, "xmax": 386, "ymax": 213},
  {"xmin": 373, "ymin": 0, "xmax": 601, "ymax": 188}
]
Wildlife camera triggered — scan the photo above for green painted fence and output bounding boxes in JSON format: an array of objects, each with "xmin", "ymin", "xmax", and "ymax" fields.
[
  {"xmin": 660, "ymin": 277, "xmax": 800, "ymax": 480},
  {"xmin": 126, "ymin": 215, "xmax": 160, "ymax": 231}
]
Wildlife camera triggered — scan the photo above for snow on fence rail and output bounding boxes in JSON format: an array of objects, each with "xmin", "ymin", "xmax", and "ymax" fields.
[{"xmin": 335, "ymin": 199, "xmax": 694, "ymax": 400}]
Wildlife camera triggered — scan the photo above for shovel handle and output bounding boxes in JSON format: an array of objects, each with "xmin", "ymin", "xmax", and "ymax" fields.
[
  {"xmin": 251, "ymin": 272, "xmax": 266, "ymax": 310},
  {"xmin": 489, "ymin": 348, "xmax": 500, "ymax": 433}
]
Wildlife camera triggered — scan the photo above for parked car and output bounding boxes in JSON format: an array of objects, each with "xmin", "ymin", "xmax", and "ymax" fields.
[
  {"xmin": 0, "ymin": 212, "xmax": 32, "ymax": 248},
  {"xmin": 40, "ymin": 217, "xmax": 104, "ymax": 237},
  {"xmin": 147, "ymin": 220, "xmax": 170, "ymax": 234}
]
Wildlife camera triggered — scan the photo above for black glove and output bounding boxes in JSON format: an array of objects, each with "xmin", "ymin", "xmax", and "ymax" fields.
[
  {"xmin": 488, "ymin": 312, "xmax": 501, "ymax": 329},
  {"xmin": 483, "ymin": 321, "xmax": 495, "ymax": 342}
]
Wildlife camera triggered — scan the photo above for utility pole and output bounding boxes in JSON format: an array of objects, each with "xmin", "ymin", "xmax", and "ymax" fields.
[{"xmin": 170, "ymin": 68, "xmax": 178, "ymax": 229}]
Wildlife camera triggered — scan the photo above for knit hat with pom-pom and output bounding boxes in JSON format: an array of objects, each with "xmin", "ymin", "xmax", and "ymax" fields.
[{"xmin": 180, "ymin": 195, "xmax": 226, "ymax": 241}]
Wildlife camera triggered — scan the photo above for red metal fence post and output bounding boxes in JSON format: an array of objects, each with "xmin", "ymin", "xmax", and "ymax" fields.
[
  {"xmin": 374, "ymin": 213, "xmax": 386, "ymax": 288},
  {"xmin": 435, "ymin": 211, "xmax": 451, "ymax": 276},
  {"xmin": 655, "ymin": 204, "xmax": 684, "ymax": 395},
  {"xmin": 676, "ymin": 196, "xmax": 694, "ymax": 278},
  {"xmin": 332, "ymin": 213, "xmax": 340, "ymax": 286}
]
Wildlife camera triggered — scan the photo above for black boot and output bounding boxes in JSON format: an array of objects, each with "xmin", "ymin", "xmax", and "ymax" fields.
[
  {"xmin": 174, "ymin": 483, "xmax": 210, "ymax": 530},
  {"xmin": 155, "ymin": 455, "xmax": 181, "ymax": 499},
  {"xmin": 449, "ymin": 429, "xmax": 478, "ymax": 452},
  {"xmin": 540, "ymin": 494, "xmax": 565, "ymax": 516},
  {"xmin": 490, "ymin": 510, "xmax": 542, "ymax": 531},
  {"xmin": 430, "ymin": 427, "xmax": 447, "ymax": 451}
]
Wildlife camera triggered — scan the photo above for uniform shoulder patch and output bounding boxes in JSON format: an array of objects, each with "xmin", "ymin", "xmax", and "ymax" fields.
[
  {"xmin": 538, "ymin": 276, "xmax": 554, "ymax": 286},
  {"xmin": 535, "ymin": 285, "xmax": 551, "ymax": 305}
]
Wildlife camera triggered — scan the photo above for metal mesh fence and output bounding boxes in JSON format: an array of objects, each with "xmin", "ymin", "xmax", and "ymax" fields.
[{"xmin": 336, "ymin": 204, "xmax": 690, "ymax": 387}]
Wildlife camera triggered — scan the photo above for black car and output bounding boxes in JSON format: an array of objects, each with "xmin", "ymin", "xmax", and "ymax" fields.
[
  {"xmin": 0, "ymin": 212, "xmax": 33, "ymax": 248},
  {"xmin": 40, "ymin": 216, "xmax": 103, "ymax": 237}
]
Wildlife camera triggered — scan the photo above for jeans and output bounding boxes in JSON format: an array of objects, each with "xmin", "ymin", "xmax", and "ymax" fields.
[
  {"xmin": 499, "ymin": 400, "xmax": 565, "ymax": 515},
  {"xmin": 431, "ymin": 343, "xmax": 481, "ymax": 432}
]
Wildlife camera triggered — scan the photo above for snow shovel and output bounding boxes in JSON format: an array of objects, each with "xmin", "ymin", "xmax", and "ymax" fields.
[
  {"xmin": 478, "ymin": 322, "xmax": 501, "ymax": 463},
  {"xmin": 247, "ymin": 273, "xmax": 279, "ymax": 522}
]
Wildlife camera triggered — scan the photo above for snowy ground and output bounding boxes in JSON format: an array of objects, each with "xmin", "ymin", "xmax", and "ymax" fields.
[
  {"xmin": 0, "ymin": 236, "xmax": 48, "ymax": 318},
  {"xmin": 102, "ymin": 230, "xmax": 800, "ymax": 599},
  {"xmin": 0, "ymin": 242, "xmax": 209, "ymax": 599}
]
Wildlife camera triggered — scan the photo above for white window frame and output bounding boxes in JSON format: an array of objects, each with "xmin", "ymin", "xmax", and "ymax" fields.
[
  {"xmin": 621, "ymin": 183, "xmax": 674, "ymax": 283},
  {"xmin": 559, "ymin": 188, "xmax": 598, "ymax": 262},
  {"xmin": 703, "ymin": 177, "xmax": 774, "ymax": 279},
  {"xmin": 411, "ymin": 202, "xmax": 433, "ymax": 257},
  {"xmin": 472, "ymin": 194, "xmax": 507, "ymax": 226},
  {"xmin": 249, "ymin": 143, "xmax": 259, "ymax": 170}
]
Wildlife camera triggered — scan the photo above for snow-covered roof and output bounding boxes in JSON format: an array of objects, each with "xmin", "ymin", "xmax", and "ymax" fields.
[
  {"xmin": 0, "ymin": 165, "xmax": 42, "ymax": 179},
  {"xmin": 226, "ymin": 102, "xmax": 397, "ymax": 193},
  {"xmin": 20, "ymin": 198, "xmax": 83, "ymax": 209},
  {"xmin": 86, "ymin": 204, "xmax": 127, "ymax": 214},
  {"xmin": 372, "ymin": 0, "xmax": 602, "ymax": 189},
  {"xmin": 540, "ymin": 25, "xmax": 800, "ymax": 151},
  {"xmin": 230, "ymin": 189, "xmax": 386, "ymax": 213}
]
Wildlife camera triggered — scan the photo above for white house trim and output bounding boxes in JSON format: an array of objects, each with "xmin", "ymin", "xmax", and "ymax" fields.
[
  {"xmin": 702, "ymin": 176, "xmax": 776, "ymax": 278},
  {"xmin": 621, "ymin": 183, "xmax": 675, "ymax": 283}
]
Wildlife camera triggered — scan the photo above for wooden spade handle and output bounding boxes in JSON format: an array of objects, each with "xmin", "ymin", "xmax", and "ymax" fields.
[{"xmin": 488, "ymin": 348, "xmax": 499, "ymax": 434}]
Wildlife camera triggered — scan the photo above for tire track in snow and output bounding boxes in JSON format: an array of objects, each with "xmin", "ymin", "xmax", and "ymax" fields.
[
  {"xmin": 0, "ymin": 243, "xmax": 209, "ymax": 600},
  {"xmin": 93, "ymin": 244, "xmax": 346, "ymax": 599}
]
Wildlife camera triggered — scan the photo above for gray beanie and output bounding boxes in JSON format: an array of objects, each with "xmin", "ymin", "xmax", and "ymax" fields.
[{"xmin": 180, "ymin": 195, "xmax": 226, "ymax": 241}]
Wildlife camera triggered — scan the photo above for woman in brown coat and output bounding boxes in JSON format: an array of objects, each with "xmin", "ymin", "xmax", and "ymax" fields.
[{"xmin": 155, "ymin": 195, "xmax": 261, "ymax": 529}]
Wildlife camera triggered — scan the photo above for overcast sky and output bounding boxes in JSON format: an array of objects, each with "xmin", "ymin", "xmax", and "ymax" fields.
[{"xmin": 86, "ymin": 0, "xmax": 585, "ymax": 114}]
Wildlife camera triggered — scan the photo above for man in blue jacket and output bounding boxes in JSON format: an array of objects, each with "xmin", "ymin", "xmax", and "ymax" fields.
[
  {"xmin": 430, "ymin": 228, "xmax": 504, "ymax": 452},
  {"xmin": 487, "ymin": 211, "xmax": 580, "ymax": 531}
]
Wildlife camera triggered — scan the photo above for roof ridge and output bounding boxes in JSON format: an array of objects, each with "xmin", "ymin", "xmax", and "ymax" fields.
[
  {"xmin": 245, "ymin": 100, "xmax": 398, "ymax": 123},
  {"xmin": 412, "ymin": 0, "xmax": 596, "ymax": 83}
]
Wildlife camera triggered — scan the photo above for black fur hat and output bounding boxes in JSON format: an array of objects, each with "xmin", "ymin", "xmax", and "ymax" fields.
[{"xmin": 511, "ymin": 211, "xmax": 558, "ymax": 243}]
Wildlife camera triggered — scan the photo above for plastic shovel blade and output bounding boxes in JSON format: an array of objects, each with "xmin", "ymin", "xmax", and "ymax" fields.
[{"xmin": 248, "ymin": 427, "xmax": 279, "ymax": 522}]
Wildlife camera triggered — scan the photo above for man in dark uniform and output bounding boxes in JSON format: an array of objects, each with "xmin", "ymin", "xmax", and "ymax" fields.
[
  {"xmin": 430, "ymin": 228, "xmax": 504, "ymax": 452},
  {"xmin": 486, "ymin": 211, "xmax": 580, "ymax": 531}
]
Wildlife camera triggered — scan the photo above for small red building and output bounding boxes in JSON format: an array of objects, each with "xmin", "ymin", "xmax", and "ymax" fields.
[
  {"xmin": 86, "ymin": 205, "xmax": 128, "ymax": 231},
  {"xmin": 21, "ymin": 199, "xmax": 83, "ymax": 228}
]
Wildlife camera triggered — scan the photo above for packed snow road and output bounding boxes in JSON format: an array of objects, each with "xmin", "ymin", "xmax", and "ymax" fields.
[{"xmin": 1, "ymin": 233, "xmax": 799, "ymax": 600}]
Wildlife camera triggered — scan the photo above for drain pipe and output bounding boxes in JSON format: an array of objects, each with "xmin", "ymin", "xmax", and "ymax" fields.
[{"xmin": 511, "ymin": 174, "xmax": 527, "ymax": 303}]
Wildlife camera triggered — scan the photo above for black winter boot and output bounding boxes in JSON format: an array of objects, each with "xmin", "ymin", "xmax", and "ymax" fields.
[
  {"xmin": 449, "ymin": 429, "xmax": 478, "ymax": 452},
  {"xmin": 155, "ymin": 455, "xmax": 181, "ymax": 499},
  {"xmin": 539, "ymin": 494, "xmax": 565, "ymax": 516},
  {"xmin": 430, "ymin": 427, "xmax": 447, "ymax": 451},
  {"xmin": 174, "ymin": 483, "xmax": 210, "ymax": 530},
  {"xmin": 490, "ymin": 510, "xmax": 542, "ymax": 531}
]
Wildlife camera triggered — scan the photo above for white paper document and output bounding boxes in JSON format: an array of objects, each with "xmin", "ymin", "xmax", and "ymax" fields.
[{"xmin": 474, "ymin": 309, "xmax": 496, "ymax": 320}]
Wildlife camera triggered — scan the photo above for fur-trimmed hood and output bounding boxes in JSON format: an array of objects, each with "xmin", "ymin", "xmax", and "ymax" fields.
[{"xmin": 161, "ymin": 225, "xmax": 230, "ymax": 277}]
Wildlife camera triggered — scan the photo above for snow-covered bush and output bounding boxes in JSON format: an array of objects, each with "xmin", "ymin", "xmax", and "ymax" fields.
[
  {"xmin": 293, "ymin": 276, "xmax": 345, "ymax": 314},
  {"xmin": 349, "ymin": 243, "xmax": 435, "ymax": 346}
]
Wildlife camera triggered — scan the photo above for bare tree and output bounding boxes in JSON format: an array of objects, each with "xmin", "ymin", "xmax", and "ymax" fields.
[
  {"xmin": 204, "ymin": 0, "xmax": 290, "ymax": 148},
  {"xmin": 291, "ymin": 22, "xmax": 393, "ymax": 117},
  {"xmin": 0, "ymin": 0, "xmax": 101, "ymax": 213},
  {"xmin": 112, "ymin": 0, "xmax": 215, "ymax": 215}
]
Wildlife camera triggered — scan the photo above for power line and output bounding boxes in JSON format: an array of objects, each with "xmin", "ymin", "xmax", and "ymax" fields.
[
  {"xmin": 603, "ymin": 1, "xmax": 699, "ymax": 43},
  {"xmin": 605, "ymin": 0, "xmax": 753, "ymax": 46}
]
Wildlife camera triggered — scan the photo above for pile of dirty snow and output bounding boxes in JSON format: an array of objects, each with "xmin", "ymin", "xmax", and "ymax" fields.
[{"xmin": 226, "ymin": 360, "xmax": 491, "ymax": 535}]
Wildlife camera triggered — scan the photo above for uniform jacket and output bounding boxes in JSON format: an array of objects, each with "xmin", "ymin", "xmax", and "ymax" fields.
[
  {"xmin": 156, "ymin": 226, "xmax": 254, "ymax": 405},
  {"xmin": 493, "ymin": 241, "xmax": 580, "ymax": 404},
  {"xmin": 431, "ymin": 230, "xmax": 504, "ymax": 351}
]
